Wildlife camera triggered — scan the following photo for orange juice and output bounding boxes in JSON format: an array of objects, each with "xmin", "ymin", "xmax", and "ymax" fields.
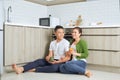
[{"xmin": 69, "ymin": 48, "xmax": 73, "ymax": 52}]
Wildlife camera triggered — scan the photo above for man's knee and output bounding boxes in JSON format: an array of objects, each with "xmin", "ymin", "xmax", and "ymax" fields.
[{"xmin": 50, "ymin": 65, "xmax": 59, "ymax": 71}]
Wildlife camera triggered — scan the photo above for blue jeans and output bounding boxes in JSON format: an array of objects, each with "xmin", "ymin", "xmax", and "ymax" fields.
[
  {"xmin": 59, "ymin": 60, "xmax": 87, "ymax": 74},
  {"xmin": 23, "ymin": 59, "xmax": 61, "ymax": 73}
]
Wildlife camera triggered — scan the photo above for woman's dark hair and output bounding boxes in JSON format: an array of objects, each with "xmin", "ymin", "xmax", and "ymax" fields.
[
  {"xmin": 54, "ymin": 25, "xmax": 64, "ymax": 32},
  {"xmin": 73, "ymin": 27, "xmax": 82, "ymax": 35},
  {"xmin": 70, "ymin": 27, "xmax": 82, "ymax": 45}
]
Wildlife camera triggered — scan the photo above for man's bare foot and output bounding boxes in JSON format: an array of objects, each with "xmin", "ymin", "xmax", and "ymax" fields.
[
  {"xmin": 85, "ymin": 70, "xmax": 92, "ymax": 78},
  {"xmin": 28, "ymin": 69, "xmax": 36, "ymax": 72},
  {"xmin": 12, "ymin": 64, "xmax": 23, "ymax": 74}
]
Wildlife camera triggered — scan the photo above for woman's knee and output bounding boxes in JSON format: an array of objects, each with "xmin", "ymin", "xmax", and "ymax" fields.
[
  {"xmin": 59, "ymin": 65, "xmax": 67, "ymax": 73},
  {"xmin": 65, "ymin": 62, "xmax": 73, "ymax": 67}
]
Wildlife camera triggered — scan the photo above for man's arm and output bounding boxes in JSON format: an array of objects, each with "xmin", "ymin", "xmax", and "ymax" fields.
[
  {"xmin": 52, "ymin": 51, "xmax": 71, "ymax": 64},
  {"xmin": 45, "ymin": 50, "xmax": 54, "ymax": 62},
  {"xmin": 60, "ymin": 51, "xmax": 71, "ymax": 63}
]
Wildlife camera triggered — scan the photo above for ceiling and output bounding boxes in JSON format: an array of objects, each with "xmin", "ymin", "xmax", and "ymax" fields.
[{"xmin": 25, "ymin": 0, "xmax": 87, "ymax": 6}]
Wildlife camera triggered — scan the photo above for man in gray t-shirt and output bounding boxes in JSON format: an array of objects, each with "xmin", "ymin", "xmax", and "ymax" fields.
[{"xmin": 12, "ymin": 25, "xmax": 70, "ymax": 74}]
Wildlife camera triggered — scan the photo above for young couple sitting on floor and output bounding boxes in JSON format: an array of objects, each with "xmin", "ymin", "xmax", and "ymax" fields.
[{"xmin": 12, "ymin": 25, "xmax": 92, "ymax": 78}]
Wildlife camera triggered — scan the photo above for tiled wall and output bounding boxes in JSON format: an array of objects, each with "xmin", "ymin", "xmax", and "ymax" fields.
[
  {"xmin": 4, "ymin": 0, "xmax": 48, "ymax": 26},
  {"xmin": 48, "ymin": 0, "xmax": 120, "ymax": 26}
]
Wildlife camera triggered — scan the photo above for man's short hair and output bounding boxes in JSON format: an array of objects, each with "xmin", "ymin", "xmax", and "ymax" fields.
[{"xmin": 54, "ymin": 25, "xmax": 64, "ymax": 32}]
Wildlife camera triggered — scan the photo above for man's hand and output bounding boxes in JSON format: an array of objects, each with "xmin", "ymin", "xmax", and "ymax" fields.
[{"xmin": 49, "ymin": 60, "xmax": 61, "ymax": 64}]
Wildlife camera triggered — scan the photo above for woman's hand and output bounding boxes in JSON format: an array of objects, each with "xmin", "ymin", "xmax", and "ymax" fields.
[
  {"xmin": 72, "ymin": 52, "xmax": 81, "ymax": 57},
  {"xmin": 66, "ymin": 48, "xmax": 74, "ymax": 56}
]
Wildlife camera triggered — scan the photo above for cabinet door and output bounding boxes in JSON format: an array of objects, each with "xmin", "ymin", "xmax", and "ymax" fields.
[
  {"xmin": 40, "ymin": 28, "xmax": 51, "ymax": 58},
  {"xmin": 24, "ymin": 28, "xmax": 52, "ymax": 62},
  {"xmin": 5, "ymin": 26, "xmax": 52, "ymax": 66},
  {"xmin": 82, "ymin": 28, "xmax": 120, "ymax": 35},
  {"xmin": 87, "ymin": 51, "xmax": 120, "ymax": 67},
  {"xmin": 87, "ymin": 51, "xmax": 104, "ymax": 65},
  {"xmin": 82, "ymin": 36, "xmax": 120, "ymax": 51},
  {"xmin": 5, "ymin": 26, "xmax": 25, "ymax": 66},
  {"xmin": 24, "ymin": 27, "xmax": 42, "ymax": 62},
  {"xmin": 111, "ymin": 52, "xmax": 120, "ymax": 67}
]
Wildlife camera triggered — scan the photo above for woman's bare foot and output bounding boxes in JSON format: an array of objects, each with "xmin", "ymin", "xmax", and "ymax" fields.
[
  {"xmin": 28, "ymin": 69, "xmax": 36, "ymax": 72},
  {"xmin": 12, "ymin": 64, "xmax": 24, "ymax": 74},
  {"xmin": 85, "ymin": 70, "xmax": 92, "ymax": 78}
]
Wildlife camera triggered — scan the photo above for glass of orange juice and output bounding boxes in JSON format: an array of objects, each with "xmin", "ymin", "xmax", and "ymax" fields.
[{"xmin": 69, "ymin": 48, "xmax": 73, "ymax": 53}]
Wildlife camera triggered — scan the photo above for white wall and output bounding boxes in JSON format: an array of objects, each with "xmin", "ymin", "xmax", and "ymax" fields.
[
  {"xmin": 4, "ymin": 0, "xmax": 48, "ymax": 26},
  {"xmin": 0, "ymin": 0, "xmax": 48, "ymax": 75},
  {"xmin": 48, "ymin": 0, "xmax": 120, "ymax": 26},
  {"xmin": 0, "ymin": 0, "xmax": 4, "ymax": 29},
  {"xmin": 0, "ymin": 0, "xmax": 4, "ymax": 75}
]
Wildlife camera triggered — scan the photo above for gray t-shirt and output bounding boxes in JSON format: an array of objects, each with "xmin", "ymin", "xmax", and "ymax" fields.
[{"xmin": 49, "ymin": 38, "xmax": 70, "ymax": 60}]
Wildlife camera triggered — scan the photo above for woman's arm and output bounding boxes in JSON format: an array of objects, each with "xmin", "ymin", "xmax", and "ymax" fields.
[
  {"xmin": 76, "ymin": 40, "xmax": 88, "ymax": 59},
  {"xmin": 72, "ymin": 52, "xmax": 81, "ymax": 57}
]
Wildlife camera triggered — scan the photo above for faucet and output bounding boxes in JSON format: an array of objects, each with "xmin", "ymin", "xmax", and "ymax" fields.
[{"xmin": 7, "ymin": 6, "xmax": 12, "ymax": 22}]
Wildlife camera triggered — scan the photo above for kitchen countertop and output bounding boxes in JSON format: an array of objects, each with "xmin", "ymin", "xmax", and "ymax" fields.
[
  {"xmin": 5, "ymin": 22, "xmax": 120, "ymax": 28},
  {"xmin": 5, "ymin": 22, "xmax": 51, "ymax": 29}
]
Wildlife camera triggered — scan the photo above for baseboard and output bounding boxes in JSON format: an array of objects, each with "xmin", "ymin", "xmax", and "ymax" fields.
[{"xmin": 87, "ymin": 64, "xmax": 120, "ymax": 73}]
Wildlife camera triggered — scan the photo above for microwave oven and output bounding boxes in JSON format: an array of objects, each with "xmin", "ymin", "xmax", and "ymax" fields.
[{"xmin": 39, "ymin": 17, "xmax": 60, "ymax": 27}]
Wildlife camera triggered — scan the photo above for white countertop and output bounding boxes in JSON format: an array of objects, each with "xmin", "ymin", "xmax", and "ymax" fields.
[
  {"xmin": 5, "ymin": 22, "xmax": 120, "ymax": 28},
  {"xmin": 5, "ymin": 22, "xmax": 51, "ymax": 29},
  {"xmin": 64, "ymin": 25, "xmax": 120, "ymax": 28}
]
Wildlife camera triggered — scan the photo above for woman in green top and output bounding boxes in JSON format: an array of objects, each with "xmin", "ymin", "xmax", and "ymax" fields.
[{"xmin": 59, "ymin": 27, "xmax": 92, "ymax": 78}]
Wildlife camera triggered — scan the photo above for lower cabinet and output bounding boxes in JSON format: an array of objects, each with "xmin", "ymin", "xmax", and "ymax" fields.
[
  {"xmin": 4, "ymin": 25, "xmax": 52, "ymax": 66},
  {"xmin": 65, "ymin": 27, "xmax": 120, "ymax": 68},
  {"xmin": 5, "ymin": 26, "xmax": 25, "ymax": 65},
  {"xmin": 82, "ymin": 36, "xmax": 120, "ymax": 51},
  {"xmin": 4, "ymin": 26, "xmax": 120, "ymax": 68},
  {"xmin": 87, "ymin": 51, "xmax": 120, "ymax": 67},
  {"xmin": 82, "ymin": 27, "xmax": 120, "ymax": 67}
]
